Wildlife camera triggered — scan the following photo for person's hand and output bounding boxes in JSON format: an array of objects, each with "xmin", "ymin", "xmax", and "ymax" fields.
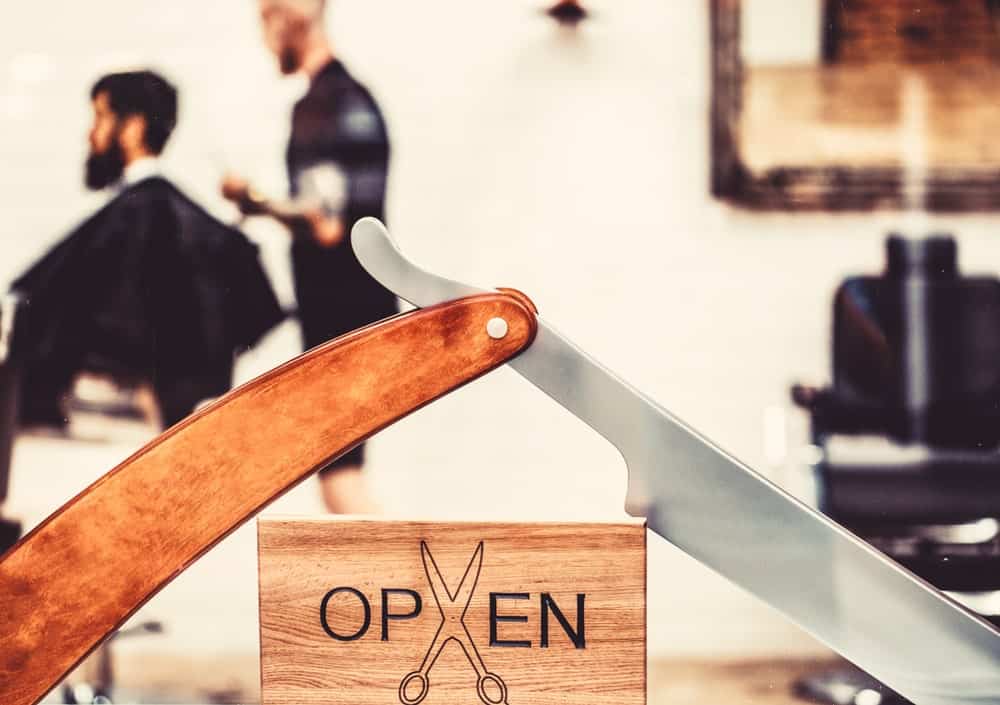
[
  {"xmin": 220, "ymin": 173, "xmax": 265, "ymax": 215},
  {"xmin": 220, "ymin": 172, "xmax": 249, "ymax": 203},
  {"xmin": 305, "ymin": 210, "xmax": 345, "ymax": 248}
]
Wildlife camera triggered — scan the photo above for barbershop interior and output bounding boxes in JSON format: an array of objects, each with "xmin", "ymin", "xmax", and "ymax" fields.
[{"xmin": 1, "ymin": 1, "xmax": 999, "ymax": 704}]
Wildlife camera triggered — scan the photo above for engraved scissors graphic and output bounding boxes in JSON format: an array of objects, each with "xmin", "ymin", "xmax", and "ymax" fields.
[{"xmin": 399, "ymin": 541, "xmax": 509, "ymax": 705}]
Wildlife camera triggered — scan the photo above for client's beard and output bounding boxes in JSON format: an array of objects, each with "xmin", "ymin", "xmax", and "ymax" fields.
[
  {"xmin": 84, "ymin": 140, "xmax": 126, "ymax": 190},
  {"xmin": 279, "ymin": 45, "xmax": 301, "ymax": 74}
]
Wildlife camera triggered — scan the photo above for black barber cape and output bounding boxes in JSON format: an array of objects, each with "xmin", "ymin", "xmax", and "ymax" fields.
[{"xmin": 12, "ymin": 176, "xmax": 284, "ymax": 428}]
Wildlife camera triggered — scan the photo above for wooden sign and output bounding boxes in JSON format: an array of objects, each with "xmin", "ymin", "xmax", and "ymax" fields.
[{"xmin": 258, "ymin": 518, "xmax": 646, "ymax": 705}]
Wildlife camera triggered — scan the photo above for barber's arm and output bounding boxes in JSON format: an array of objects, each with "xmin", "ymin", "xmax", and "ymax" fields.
[
  {"xmin": 225, "ymin": 96, "xmax": 390, "ymax": 248},
  {"xmin": 221, "ymin": 167, "xmax": 345, "ymax": 247}
]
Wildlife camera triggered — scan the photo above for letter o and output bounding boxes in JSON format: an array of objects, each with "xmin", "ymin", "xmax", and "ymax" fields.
[{"xmin": 320, "ymin": 587, "xmax": 372, "ymax": 641}]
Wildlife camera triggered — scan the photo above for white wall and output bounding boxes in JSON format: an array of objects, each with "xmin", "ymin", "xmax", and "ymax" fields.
[{"xmin": 5, "ymin": 0, "xmax": 1000, "ymax": 685}]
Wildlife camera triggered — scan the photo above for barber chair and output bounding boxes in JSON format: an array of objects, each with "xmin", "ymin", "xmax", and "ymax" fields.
[
  {"xmin": 792, "ymin": 236, "xmax": 1000, "ymax": 705},
  {"xmin": 60, "ymin": 620, "xmax": 163, "ymax": 705},
  {"xmin": 0, "ymin": 293, "xmax": 23, "ymax": 555},
  {"xmin": 0, "ymin": 293, "xmax": 163, "ymax": 704}
]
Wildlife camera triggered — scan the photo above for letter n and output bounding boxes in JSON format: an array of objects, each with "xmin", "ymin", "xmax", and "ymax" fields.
[{"xmin": 540, "ymin": 593, "xmax": 585, "ymax": 649}]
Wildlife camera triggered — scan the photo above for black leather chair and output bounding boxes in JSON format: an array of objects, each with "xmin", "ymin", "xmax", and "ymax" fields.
[{"xmin": 793, "ymin": 236, "xmax": 1000, "ymax": 705}]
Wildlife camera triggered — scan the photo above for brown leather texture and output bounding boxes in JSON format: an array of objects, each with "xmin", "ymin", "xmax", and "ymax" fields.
[
  {"xmin": 496, "ymin": 287, "xmax": 538, "ymax": 314},
  {"xmin": 0, "ymin": 292, "xmax": 537, "ymax": 705}
]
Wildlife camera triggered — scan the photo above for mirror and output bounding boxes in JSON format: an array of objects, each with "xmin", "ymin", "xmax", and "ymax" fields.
[{"xmin": 712, "ymin": 0, "xmax": 1000, "ymax": 211}]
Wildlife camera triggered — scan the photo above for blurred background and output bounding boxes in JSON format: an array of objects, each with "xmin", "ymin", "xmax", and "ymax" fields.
[{"xmin": 2, "ymin": 1, "xmax": 1000, "ymax": 703}]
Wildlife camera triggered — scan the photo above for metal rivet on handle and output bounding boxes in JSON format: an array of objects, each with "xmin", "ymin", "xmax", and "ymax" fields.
[{"xmin": 486, "ymin": 317, "xmax": 509, "ymax": 340}]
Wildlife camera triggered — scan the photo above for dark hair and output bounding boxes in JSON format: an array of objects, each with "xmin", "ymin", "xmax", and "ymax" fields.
[{"xmin": 91, "ymin": 70, "xmax": 178, "ymax": 154}]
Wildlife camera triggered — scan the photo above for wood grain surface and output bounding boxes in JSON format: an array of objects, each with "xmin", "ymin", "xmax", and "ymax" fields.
[
  {"xmin": 0, "ymin": 292, "xmax": 537, "ymax": 705},
  {"xmin": 259, "ymin": 518, "xmax": 646, "ymax": 705}
]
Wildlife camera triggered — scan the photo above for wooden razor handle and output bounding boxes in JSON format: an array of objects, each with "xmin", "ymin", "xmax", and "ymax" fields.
[{"xmin": 0, "ymin": 292, "xmax": 537, "ymax": 705}]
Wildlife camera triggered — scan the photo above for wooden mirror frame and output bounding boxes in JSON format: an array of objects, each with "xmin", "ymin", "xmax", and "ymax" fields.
[{"xmin": 710, "ymin": 0, "xmax": 1000, "ymax": 212}]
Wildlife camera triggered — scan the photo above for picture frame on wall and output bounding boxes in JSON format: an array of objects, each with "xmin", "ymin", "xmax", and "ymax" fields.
[{"xmin": 711, "ymin": 0, "xmax": 1000, "ymax": 211}]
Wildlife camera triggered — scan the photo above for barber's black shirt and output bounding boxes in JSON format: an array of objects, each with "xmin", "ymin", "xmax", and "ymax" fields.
[{"xmin": 286, "ymin": 59, "xmax": 396, "ymax": 349}]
